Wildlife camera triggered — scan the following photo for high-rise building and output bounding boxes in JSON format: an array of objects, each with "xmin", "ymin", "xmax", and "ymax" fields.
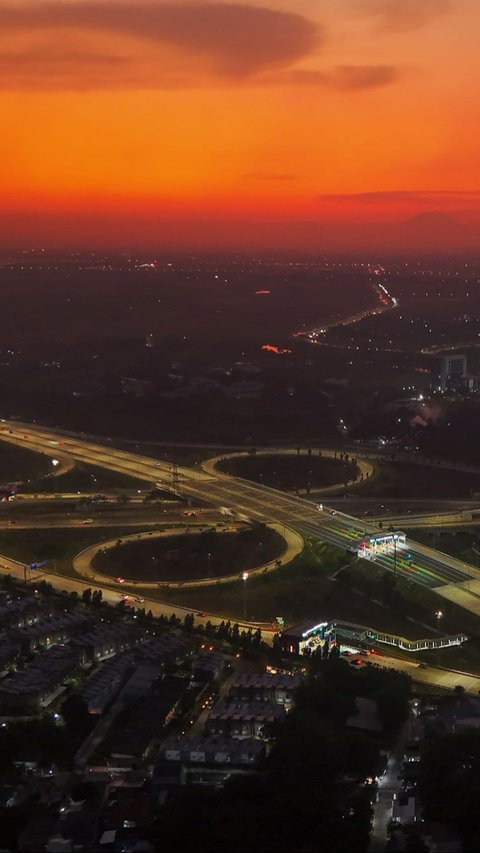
[{"xmin": 436, "ymin": 353, "xmax": 467, "ymax": 391}]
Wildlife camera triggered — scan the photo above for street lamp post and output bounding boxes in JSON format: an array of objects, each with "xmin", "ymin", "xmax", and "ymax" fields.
[
  {"xmin": 242, "ymin": 571, "xmax": 249, "ymax": 621},
  {"xmin": 435, "ymin": 610, "xmax": 443, "ymax": 630},
  {"xmin": 468, "ymin": 539, "xmax": 480, "ymax": 592},
  {"xmin": 51, "ymin": 458, "xmax": 60, "ymax": 495}
]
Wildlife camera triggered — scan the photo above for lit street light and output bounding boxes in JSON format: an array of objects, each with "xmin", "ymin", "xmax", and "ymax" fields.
[
  {"xmin": 242, "ymin": 571, "xmax": 249, "ymax": 621},
  {"xmin": 51, "ymin": 458, "xmax": 60, "ymax": 495},
  {"xmin": 435, "ymin": 610, "xmax": 443, "ymax": 628}
]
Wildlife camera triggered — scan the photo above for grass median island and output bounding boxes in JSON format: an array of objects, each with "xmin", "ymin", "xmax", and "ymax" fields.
[
  {"xmin": 37, "ymin": 461, "xmax": 153, "ymax": 493},
  {"xmin": 0, "ymin": 441, "xmax": 54, "ymax": 484},
  {"xmin": 142, "ymin": 540, "xmax": 457, "ymax": 636},
  {"xmin": 92, "ymin": 524, "xmax": 285, "ymax": 582},
  {"xmin": 0, "ymin": 526, "xmax": 158, "ymax": 577},
  {"xmin": 409, "ymin": 526, "xmax": 480, "ymax": 568},
  {"xmin": 353, "ymin": 460, "xmax": 480, "ymax": 500},
  {"xmin": 215, "ymin": 453, "xmax": 358, "ymax": 491},
  {"xmin": 119, "ymin": 443, "xmax": 238, "ymax": 467},
  {"xmin": 339, "ymin": 558, "xmax": 480, "ymax": 638}
]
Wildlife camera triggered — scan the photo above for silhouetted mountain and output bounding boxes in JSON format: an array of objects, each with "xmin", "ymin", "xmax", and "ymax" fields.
[{"xmin": 393, "ymin": 211, "xmax": 476, "ymax": 247}]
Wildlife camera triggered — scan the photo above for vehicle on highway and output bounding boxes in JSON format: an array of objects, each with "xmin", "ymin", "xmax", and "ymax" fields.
[
  {"xmin": 197, "ymin": 611, "xmax": 207, "ymax": 617},
  {"xmin": 82, "ymin": 518, "xmax": 94, "ymax": 525},
  {"xmin": 184, "ymin": 511, "xmax": 197, "ymax": 517},
  {"xmin": 134, "ymin": 596, "xmax": 145, "ymax": 603},
  {"xmin": 115, "ymin": 577, "xmax": 125, "ymax": 584},
  {"xmin": 0, "ymin": 483, "xmax": 18, "ymax": 501},
  {"xmin": 330, "ymin": 510, "xmax": 337, "ymax": 516}
]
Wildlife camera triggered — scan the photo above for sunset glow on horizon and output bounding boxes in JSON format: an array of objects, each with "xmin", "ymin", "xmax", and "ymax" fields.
[{"xmin": 3, "ymin": 0, "xmax": 480, "ymax": 249}]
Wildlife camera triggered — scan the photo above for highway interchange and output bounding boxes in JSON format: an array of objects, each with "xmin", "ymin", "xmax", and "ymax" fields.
[
  {"xmin": 1, "ymin": 420, "xmax": 479, "ymax": 602},
  {"xmin": 3, "ymin": 420, "xmax": 480, "ymax": 691}
]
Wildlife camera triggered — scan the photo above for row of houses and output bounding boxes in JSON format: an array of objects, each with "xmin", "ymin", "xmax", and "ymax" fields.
[
  {"xmin": 160, "ymin": 735, "xmax": 265, "ymax": 767},
  {"xmin": 0, "ymin": 592, "xmax": 193, "ymax": 713},
  {"xmin": 69, "ymin": 622, "xmax": 143, "ymax": 663},
  {"xmin": 0, "ymin": 593, "xmax": 43, "ymax": 631},
  {"xmin": 0, "ymin": 645, "xmax": 81, "ymax": 712},
  {"xmin": 193, "ymin": 655, "xmax": 301, "ymax": 708},
  {"xmin": 205, "ymin": 699, "xmax": 286, "ymax": 739},
  {"xmin": 10, "ymin": 610, "xmax": 93, "ymax": 654},
  {"xmin": 101, "ymin": 675, "xmax": 191, "ymax": 770},
  {"xmin": 229, "ymin": 672, "xmax": 300, "ymax": 707},
  {"xmin": 76, "ymin": 634, "xmax": 192, "ymax": 714},
  {"xmin": 156, "ymin": 670, "xmax": 301, "ymax": 782},
  {"xmin": 193, "ymin": 651, "xmax": 224, "ymax": 682}
]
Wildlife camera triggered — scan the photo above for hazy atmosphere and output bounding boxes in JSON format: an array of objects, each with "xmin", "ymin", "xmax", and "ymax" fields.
[
  {"xmin": 1, "ymin": 0, "xmax": 480, "ymax": 248},
  {"xmin": 2, "ymin": 4, "xmax": 480, "ymax": 853}
]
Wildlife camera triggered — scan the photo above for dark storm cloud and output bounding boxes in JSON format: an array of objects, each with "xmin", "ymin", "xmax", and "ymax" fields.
[
  {"xmin": 354, "ymin": 0, "xmax": 452, "ymax": 31},
  {"xmin": 0, "ymin": 1, "xmax": 322, "ymax": 88}
]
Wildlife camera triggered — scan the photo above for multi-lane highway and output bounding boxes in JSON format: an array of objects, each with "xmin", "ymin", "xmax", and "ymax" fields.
[
  {"xmin": 1, "ymin": 419, "xmax": 480, "ymax": 612},
  {"xmin": 0, "ymin": 551, "xmax": 266, "ymax": 632}
]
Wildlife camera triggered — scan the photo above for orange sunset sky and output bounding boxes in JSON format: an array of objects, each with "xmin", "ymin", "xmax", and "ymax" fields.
[{"xmin": 2, "ymin": 0, "xmax": 480, "ymax": 249}]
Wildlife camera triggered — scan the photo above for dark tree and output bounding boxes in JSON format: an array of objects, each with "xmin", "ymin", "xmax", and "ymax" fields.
[
  {"xmin": 61, "ymin": 694, "xmax": 91, "ymax": 735},
  {"xmin": 82, "ymin": 587, "xmax": 92, "ymax": 605},
  {"xmin": 183, "ymin": 612, "xmax": 195, "ymax": 632}
]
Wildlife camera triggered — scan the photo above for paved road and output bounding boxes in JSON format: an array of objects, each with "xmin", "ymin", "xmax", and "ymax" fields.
[
  {"xmin": 0, "ymin": 553, "xmax": 271, "ymax": 634},
  {"xmin": 203, "ymin": 448, "xmax": 375, "ymax": 496},
  {"xmin": 370, "ymin": 652, "xmax": 480, "ymax": 693},
  {"xmin": 368, "ymin": 714, "xmax": 413, "ymax": 852},
  {"xmin": 5, "ymin": 426, "xmax": 480, "ymax": 760},
  {"xmin": 1, "ymin": 421, "xmax": 480, "ymax": 606},
  {"xmin": 0, "ymin": 506, "xmax": 215, "ymax": 529},
  {"xmin": 71, "ymin": 521, "xmax": 302, "ymax": 589}
]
